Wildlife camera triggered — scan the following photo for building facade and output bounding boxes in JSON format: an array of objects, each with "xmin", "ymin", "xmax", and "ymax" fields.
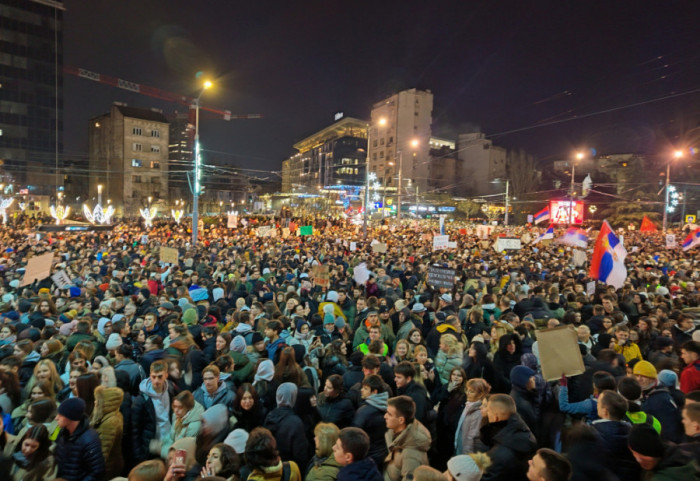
[
  {"xmin": 168, "ymin": 111, "xmax": 193, "ymax": 202},
  {"xmin": 0, "ymin": 0, "xmax": 64, "ymax": 194},
  {"xmin": 368, "ymin": 89, "xmax": 433, "ymax": 203},
  {"xmin": 282, "ymin": 116, "xmax": 367, "ymax": 193},
  {"xmin": 88, "ymin": 104, "xmax": 169, "ymax": 216},
  {"xmin": 455, "ymin": 132, "xmax": 507, "ymax": 197}
]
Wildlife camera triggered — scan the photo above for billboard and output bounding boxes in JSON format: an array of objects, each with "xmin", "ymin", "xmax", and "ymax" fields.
[{"xmin": 550, "ymin": 200, "xmax": 584, "ymax": 225}]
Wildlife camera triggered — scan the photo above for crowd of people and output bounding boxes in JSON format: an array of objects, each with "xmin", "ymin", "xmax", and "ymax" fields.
[{"xmin": 0, "ymin": 213, "xmax": 698, "ymax": 481}]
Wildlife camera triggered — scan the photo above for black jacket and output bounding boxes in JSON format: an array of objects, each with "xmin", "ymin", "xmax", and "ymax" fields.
[
  {"xmin": 478, "ymin": 413, "xmax": 537, "ymax": 481},
  {"xmin": 317, "ymin": 394, "xmax": 355, "ymax": 429},
  {"xmin": 264, "ymin": 405, "xmax": 310, "ymax": 469},
  {"xmin": 641, "ymin": 386, "xmax": 683, "ymax": 443},
  {"xmin": 54, "ymin": 417, "xmax": 105, "ymax": 481},
  {"xmin": 352, "ymin": 401, "xmax": 388, "ymax": 468},
  {"xmin": 130, "ymin": 380, "xmax": 175, "ymax": 463},
  {"xmin": 337, "ymin": 457, "xmax": 383, "ymax": 481},
  {"xmin": 592, "ymin": 420, "xmax": 639, "ymax": 480},
  {"xmin": 510, "ymin": 386, "xmax": 538, "ymax": 437},
  {"xmin": 397, "ymin": 380, "xmax": 430, "ymax": 425}
]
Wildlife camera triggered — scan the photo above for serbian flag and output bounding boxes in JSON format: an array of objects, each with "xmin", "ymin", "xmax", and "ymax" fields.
[
  {"xmin": 532, "ymin": 225, "xmax": 554, "ymax": 244},
  {"xmin": 534, "ymin": 206, "xmax": 550, "ymax": 224},
  {"xmin": 557, "ymin": 227, "xmax": 588, "ymax": 248},
  {"xmin": 682, "ymin": 228, "xmax": 700, "ymax": 251},
  {"xmin": 640, "ymin": 216, "xmax": 658, "ymax": 232},
  {"xmin": 590, "ymin": 220, "xmax": 627, "ymax": 289}
]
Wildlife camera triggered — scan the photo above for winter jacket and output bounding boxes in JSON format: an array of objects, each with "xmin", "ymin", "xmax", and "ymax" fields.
[
  {"xmin": 396, "ymin": 381, "xmax": 430, "ymax": 425},
  {"xmin": 10, "ymin": 453, "xmax": 56, "ymax": 481},
  {"xmin": 352, "ymin": 392, "xmax": 389, "ymax": 468},
  {"xmin": 558, "ymin": 386, "xmax": 598, "ymax": 422},
  {"xmin": 305, "ymin": 455, "xmax": 341, "ymax": 481},
  {"xmin": 114, "ymin": 358, "xmax": 146, "ymax": 396},
  {"xmin": 130, "ymin": 378, "xmax": 175, "ymax": 463},
  {"xmin": 93, "ymin": 387, "xmax": 124, "ymax": 479},
  {"xmin": 54, "ymin": 417, "xmax": 105, "ymax": 481},
  {"xmin": 247, "ymin": 460, "xmax": 302, "ymax": 481},
  {"xmin": 510, "ymin": 385, "xmax": 538, "ymax": 436},
  {"xmin": 435, "ymin": 351, "xmax": 463, "ymax": 385},
  {"xmin": 591, "ymin": 419, "xmax": 639, "ymax": 480},
  {"xmin": 478, "ymin": 413, "xmax": 537, "ymax": 481},
  {"xmin": 229, "ymin": 349, "xmax": 255, "ymax": 385},
  {"xmin": 641, "ymin": 386, "xmax": 683, "ymax": 443},
  {"xmin": 264, "ymin": 406, "xmax": 310, "ymax": 470},
  {"xmin": 681, "ymin": 359, "xmax": 700, "ymax": 394},
  {"xmin": 384, "ymin": 420, "xmax": 431, "ymax": 481},
  {"xmin": 645, "ymin": 445, "xmax": 700, "ymax": 481},
  {"xmin": 433, "ymin": 383, "xmax": 467, "ymax": 468},
  {"xmin": 425, "ymin": 323, "xmax": 459, "ymax": 358},
  {"xmin": 317, "ymin": 393, "xmax": 355, "ymax": 429},
  {"xmin": 160, "ymin": 401, "xmax": 204, "ymax": 458},
  {"xmin": 193, "ymin": 381, "xmax": 236, "ymax": 412},
  {"xmin": 337, "ymin": 457, "xmax": 383, "ymax": 481},
  {"xmin": 455, "ymin": 400, "xmax": 483, "ymax": 454},
  {"xmin": 139, "ymin": 348, "xmax": 165, "ymax": 373}
]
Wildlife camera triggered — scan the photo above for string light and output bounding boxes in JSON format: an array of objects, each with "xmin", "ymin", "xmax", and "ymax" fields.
[
  {"xmin": 140, "ymin": 206, "xmax": 157, "ymax": 227},
  {"xmin": 0, "ymin": 198, "xmax": 14, "ymax": 224}
]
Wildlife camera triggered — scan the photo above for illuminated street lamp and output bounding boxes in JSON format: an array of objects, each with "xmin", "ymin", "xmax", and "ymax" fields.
[
  {"xmin": 663, "ymin": 150, "xmax": 684, "ymax": 231},
  {"xmin": 192, "ymin": 78, "xmax": 213, "ymax": 245}
]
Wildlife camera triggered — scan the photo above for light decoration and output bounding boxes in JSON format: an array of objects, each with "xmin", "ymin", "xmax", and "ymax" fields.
[
  {"xmin": 18, "ymin": 202, "xmax": 26, "ymax": 211},
  {"xmin": 83, "ymin": 185, "xmax": 113, "ymax": 225},
  {"xmin": 50, "ymin": 204, "xmax": 70, "ymax": 225},
  {"xmin": 588, "ymin": 205, "xmax": 598, "ymax": 214},
  {"xmin": 667, "ymin": 185, "xmax": 679, "ymax": 213},
  {"xmin": 140, "ymin": 206, "xmax": 157, "ymax": 227},
  {"xmin": 0, "ymin": 198, "xmax": 14, "ymax": 224},
  {"xmin": 171, "ymin": 209, "xmax": 184, "ymax": 224}
]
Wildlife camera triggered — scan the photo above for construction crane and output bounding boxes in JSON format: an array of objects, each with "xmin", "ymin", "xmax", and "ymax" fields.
[{"xmin": 65, "ymin": 65, "xmax": 262, "ymax": 243}]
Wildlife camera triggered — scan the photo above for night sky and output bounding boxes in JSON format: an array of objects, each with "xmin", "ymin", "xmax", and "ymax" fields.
[{"xmin": 63, "ymin": 1, "xmax": 700, "ymax": 176}]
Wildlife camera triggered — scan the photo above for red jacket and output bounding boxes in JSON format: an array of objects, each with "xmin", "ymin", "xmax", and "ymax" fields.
[{"xmin": 680, "ymin": 359, "xmax": 700, "ymax": 394}]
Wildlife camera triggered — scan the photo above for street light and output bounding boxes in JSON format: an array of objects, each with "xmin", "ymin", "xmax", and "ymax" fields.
[
  {"xmin": 397, "ymin": 138, "xmax": 419, "ymax": 222},
  {"xmin": 363, "ymin": 117, "xmax": 386, "ymax": 238},
  {"xmin": 191, "ymin": 78, "xmax": 213, "ymax": 245},
  {"xmin": 569, "ymin": 151, "xmax": 585, "ymax": 225},
  {"xmin": 663, "ymin": 150, "xmax": 684, "ymax": 231}
]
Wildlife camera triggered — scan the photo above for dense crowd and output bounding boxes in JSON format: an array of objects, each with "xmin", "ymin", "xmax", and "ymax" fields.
[{"xmin": 0, "ymin": 214, "xmax": 698, "ymax": 481}]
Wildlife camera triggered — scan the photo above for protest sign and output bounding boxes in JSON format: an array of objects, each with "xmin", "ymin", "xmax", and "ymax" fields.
[
  {"xmin": 353, "ymin": 263, "xmax": 370, "ymax": 285},
  {"xmin": 21, "ymin": 253, "xmax": 54, "ymax": 286},
  {"xmin": 665, "ymin": 234, "xmax": 676, "ymax": 249},
  {"xmin": 372, "ymin": 242, "xmax": 387, "ymax": 253},
  {"xmin": 160, "ymin": 246, "xmax": 179, "ymax": 264},
  {"xmin": 282, "ymin": 227, "xmax": 290, "ymax": 238},
  {"xmin": 476, "ymin": 225, "xmax": 492, "ymax": 239},
  {"xmin": 572, "ymin": 249, "xmax": 586, "ymax": 267},
  {"xmin": 227, "ymin": 215, "xmax": 237, "ymax": 228},
  {"xmin": 300, "ymin": 225, "xmax": 313, "ymax": 236},
  {"xmin": 349, "ymin": 242, "xmax": 357, "ymax": 252},
  {"xmin": 494, "ymin": 238, "xmax": 521, "ymax": 251},
  {"xmin": 312, "ymin": 265, "xmax": 330, "ymax": 288},
  {"xmin": 586, "ymin": 281, "xmax": 596, "ymax": 296},
  {"xmin": 433, "ymin": 235, "xmax": 449, "ymax": 250},
  {"xmin": 447, "ymin": 241, "xmax": 457, "ymax": 249},
  {"xmin": 537, "ymin": 326, "xmax": 585, "ymax": 381},
  {"xmin": 51, "ymin": 270, "xmax": 72, "ymax": 289},
  {"xmin": 427, "ymin": 265, "xmax": 456, "ymax": 289}
]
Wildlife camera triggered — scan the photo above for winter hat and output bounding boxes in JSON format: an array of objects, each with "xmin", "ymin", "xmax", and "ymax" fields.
[
  {"xmin": 111, "ymin": 313, "xmax": 125, "ymax": 323},
  {"xmin": 160, "ymin": 301, "xmax": 175, "ymax": 311},
  {"xmin": 69, "ymin": 286, "xmax": 81, "ymax": 298},
  {"xmin": 323, "ymin": 313, "xmax": 335, "ymax": 325},
  {"xmin": 58, "ymin": 397, "xmax": 86, "ymax": 421},
  {"xmin": 105, "ymin": 333, "xmax": 123, "ymax": 350},
  {"xmin": 230, "ymin": 336, "xmax": 247, "ymax": 353},
  {"xmin": 633, "ymin": 361, "xmax": 657, "ymax": 380},
  {"xmin": 201, "ymin": 404, "xmax": 229, "ymax": 435},
  {"xmin": 140, "ymin": 288, "xmax": 151, "ymax": 299},
  {"xmin": 394, "ymin": 299, "xmax": 407, "ymax": 311},
  {"xmin": 212, "ymin": 287, "xmax": 224, "ymax": 302},
  {"xmin": 323, "ymin": 304, "xmax": 335, "ymax": 315},
  {"xmin": 510, "ymin": 365, "xmax": 535, "ymax": 390},
  {"xmin": 412, "ymin": 303, "xmax": 426, "ymax": 313},
  {"xmin": 440, "ymin": 293, "xmax": 453, "ymax": 303},
  {"xmin": 250, "ymin": 332, "xmax": 264, "ymax": 345},
  {"xmin": 59, "ymin": 320, "xmax": 77, "ymax": 336},
  {"xmin": 181, "ymin": 308, "xmax": 198, "ymax": 326},
  {"xmin": 276, "ymin": 382, "xmax": 298, "ymax": 408},
  {"xmin": 326, "ymin": 291, "xmax": 339, "ymax": 303},
  {"xmin": 447, "ymin": 454, "xmax": 486, "ymax": 481},
  {"xmin": 657, "ymin": 370, "xmax": 678, "ymax": 388},
  {"xmin": 335, "ymin": 316, "xmax": 345, "ymax": 329},
  {"xmin": 295, "ymin": 320, "xmax": 309, "ymax": 333},
  {"xmin": 628, "ymin": 423, "xmax": 665, "ymax": 457},
  {"xmin": 97, "ymin": 317, "xmax": 111, "ymax": 336},
  {"xmin": 224, "ymin": 428, "xmax": 249, "ymax": 454}
]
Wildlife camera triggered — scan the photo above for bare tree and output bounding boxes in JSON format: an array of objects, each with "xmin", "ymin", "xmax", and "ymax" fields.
[{"xmin": 506, "ymin": 149, "xmax": 540, "ymax": 198}]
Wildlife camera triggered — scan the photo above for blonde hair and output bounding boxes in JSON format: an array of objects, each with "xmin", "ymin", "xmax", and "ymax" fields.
[
  {"xmin": 394, "ymin": 339, "xmax": 413, "ymax": 360},
  {"xmin": 441, "ymin": 335, "xmax": 463, "ymax": 356},
  {"xmin": 465, "ymin": 378, "xmax": 491, "ymax": 400},
  {"xmin": 469, "ymin": 452, "xmax": 492, "ymax": 472},
  {"xmin": 413, "ymin": 345, "xmax": 429, "ymax": 360},
  {"xmin": 313, "ymin": 422, "xmax": 340, "ymax": 458}
]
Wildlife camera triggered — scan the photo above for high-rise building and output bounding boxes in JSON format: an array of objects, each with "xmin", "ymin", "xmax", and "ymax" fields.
[
  {"xmin": 455, "ymin": 132, "xmax": 507, "ymax": 197},
  {"xmin": 282, "ymin": 116, "xmax": 367, "ymax": 193},
  {"xmin": 368, "ymin": 89, "xmax": 433, "ymax": 205},
  {"xmin": 0, "ymin": 0, "xmax": 64, "ymax": 194},
  {"xmin": 88, "ymin": 103, "xmax": 169, "ymax": 216},
  {"xmin": 168, "ymin": 111, "xmax": 193, "ymax": 201}
]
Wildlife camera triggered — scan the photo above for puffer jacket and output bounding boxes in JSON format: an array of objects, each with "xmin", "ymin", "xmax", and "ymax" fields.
[
  {"xmin": 478, "ymin": 413, "xmax": 536, "ymax": 481},
  {"xmin": 305, "ymin": 454, "xmax": 342, "ymax": 481},
  {"xmin": 352, "ymin": 392, "xmax": 389, "ymax": 468},
  {"xmin": 54, "ymin": 416, "xmax": 105, "ymax": 481},
  {"xmin": 264, "ymin": 406, "xmax": 309, "ymax": 470},
  {"xmin": 93, "ymin": 386, "xmax": 124, "ymax": 480},
  {"xmin": 160, "ymin": 400, "xmax": 205, "ymax": 458},
  {"xmin": 435, "ymin": 350, "xmax": 463, "ymax": 385},
  {"xmin": 317, "ymin": 393, "xmax": 355, "ymax": 429},
  {"xmin": 193, "ymin": 381, "xmax": 236, "ymax": 412},
  {"xmin": 384, "ymin": 420, "xmax": 431, "ymax": 481}
]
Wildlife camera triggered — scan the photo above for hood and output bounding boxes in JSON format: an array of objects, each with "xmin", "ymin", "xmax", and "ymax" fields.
[
  {"xmin": 201, "ymin": 404, "xmax": 229, "ymax": 435},
  {"xmin": 388, "ymin": 420, "xmax": 431, "ymax": 452},
  {"xmin": 264, "ymin": 405, "xmax": 294, "ymax": 430},
  {"xmin": 97, "ymin": 386, "xmax": 124, "ymax": 415},
  {"xmin": 276, "ymin": 382, "xmax": 298, "ymax": 408},
  {"xmin": 493, "ymin": 414, "xmax": 537, "ymax": 454},
  {"xmin": 339, "ymin": 457, "xmax": 380, "ymax": 479},
  {"xmin": 182, "ymin": 401, "xmax": 205, "ymax": 425},
  {"xmin": 365, "ymin": 391, "xmax": 388, "ymax": 411},
  {"xmin": 24, "ymin": 350, "xmax": 41, "ymax": 364},
  {"xmin": 592, "ymin": 420, "xmax": 631, "ymax": 446},
  {"xmin": 254, "ymin": 359, "xmax": 274, "ymax": 382},
  {"xmin": 139, "ymin": 378, "xmax": 169, "ymax": 399}
]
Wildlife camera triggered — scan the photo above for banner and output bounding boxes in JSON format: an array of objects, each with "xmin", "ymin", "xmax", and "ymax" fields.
[
  {"xmin": 433, "ymin": 235, "xmax": 449, "ymax": 250},
  {"xmin": 312, "ymin": 265, "xmax": 330, "ymax": 288},
  {"xmin": 299, "ymin": 225, "xmax": 313, "ymax": 236},
  {"xmin": 160, "ymin": 246, "xmax": 179, "ymax": 264},
  {"xmin": 427, "ymin": 266, "xmax": 456, "ymax": 289}
]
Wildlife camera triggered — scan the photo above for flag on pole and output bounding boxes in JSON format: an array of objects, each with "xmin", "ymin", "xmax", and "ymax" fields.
[
  {"xmin": 589, "ymin": 220, "xmax": 627, "ymax": 289},
  {"xmin": 640, "ymin": 216, "xmax": 658, "ymax": 232},
  {"xmin": 682, "ymin": 227, "xmax": 700, "ymax": 251},
  {"xmin": 556, "ymin": 227, "xmax": 588, "ymax": 248},
  {"xmin": 534, "ymin": 207, "xmax": 550, "ymax": 224},
  {"xmin": 532, "ymin": 225, "xmax": 554, "ymax": 244}
]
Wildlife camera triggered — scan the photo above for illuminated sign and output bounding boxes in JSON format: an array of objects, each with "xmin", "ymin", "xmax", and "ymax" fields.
[{"xmin": 550, "ymin": 200, "xmax": 584, "ymax": 225}]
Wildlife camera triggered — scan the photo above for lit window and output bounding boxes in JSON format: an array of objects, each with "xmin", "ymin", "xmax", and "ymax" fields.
[
  {"xmin": 131, "ymin": 159, "xmax": 142, "ymax": 167},
  {"xmin": 150, "ymin": 161, "xmax": 160, "ymax": 169}
]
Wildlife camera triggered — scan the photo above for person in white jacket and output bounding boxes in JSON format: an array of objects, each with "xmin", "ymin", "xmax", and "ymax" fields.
[{"xmin": 455, "ymin": 378, "xmax": 491, "ymax": 454}]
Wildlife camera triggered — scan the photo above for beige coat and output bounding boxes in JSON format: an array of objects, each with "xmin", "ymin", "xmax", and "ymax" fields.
[
  {"xmin": 383, "ymin": 420, "xmax": 431, "ymax": 481},
  {"xmin": 92, "ymin": 386, "xmax": 124, "ymax": 479}
]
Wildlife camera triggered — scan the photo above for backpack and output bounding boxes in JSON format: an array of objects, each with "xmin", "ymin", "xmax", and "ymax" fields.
[{"xmin": 248, "ymin": 461, "xmax": 291, "ymax": 481}]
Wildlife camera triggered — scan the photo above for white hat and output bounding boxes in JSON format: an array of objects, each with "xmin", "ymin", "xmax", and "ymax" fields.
[
  {"xmin": 440, "ymin": 293, "xmax": 453, "ymax": 303},
  {"xmin": 447, "ymin": 455, "xmax": 483, "ymax": 481},
  {"xmin": 224, "ymin": 428, "xmax": 249, "ymax": 454}
]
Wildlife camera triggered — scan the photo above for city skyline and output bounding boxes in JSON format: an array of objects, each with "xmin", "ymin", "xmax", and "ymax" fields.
[{"xmin": 63, "ymin": 0, "xmax": 700, "ymax": 178}]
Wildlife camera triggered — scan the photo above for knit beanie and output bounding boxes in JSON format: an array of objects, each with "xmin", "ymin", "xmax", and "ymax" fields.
[
  {"xmin": 250, "ymin": 332, "xmax": 264, "ymax": 345},
  {"xmin": 105, "ymin": 333, "xmax": 123, "ymax": 350},
  {"xmin": 447, "ymin": 455, "xmax": 484, "ymax": 481},
  {"xmin": 657, "ymin": 369, "xmax": 678, "ymax": 388},
  {"xmin": 224, "ymin": 428, "xmax": 249, "ymax": 454},
  {"xmin": 335, "ymin": 316, "xmax": 345, "ymax": 329},
  {"xmin": 58, "ymin": 397, "xmax": 86, "ymax": 421},
  {"xmin": 140, "ymin": 288, "xmax": 151, "ymax": 299},
  {"xmin": 295, "ymin": 320, "xmax": 309, "ymax": 333},
  {"xmin": 633, "ymin": 360, "xmax": 657, "ymax": 380},
  {"xmin": 230, "ymin": 336, "xmax": 247, "ymax": 353},
  {"xmin": 323, "ymin": 313, "xmax": 335, "ymax": 325},
  {"xmin": 510, "ymin": 365, "xmax": 535, "ymax": 390},
  {"xmin": 628, "ymin": 423, "xmax": 665, "ymax": 457},
  {"xmin": 181, "ymin": 308, "xmax": 198, "ymax": 326}
]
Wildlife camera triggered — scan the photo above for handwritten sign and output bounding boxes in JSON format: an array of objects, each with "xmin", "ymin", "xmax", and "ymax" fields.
[
  {"xmin": 433, "ymin": 235, "xmax": 449, "ymax": 250},
  {"xmin": 312, "ymin": 265, "xmax": 330, "ymax": 288},
  {"xmin": 160, "ymin": 246, "xmax": 179, "ymax": 264},
  {"xmin": 51, "ymin": 270, "xmax": 73, "ymax": 289},
  {"xmin": 428, "ymin": 266, "xmax": 456, "ymax": 289}
]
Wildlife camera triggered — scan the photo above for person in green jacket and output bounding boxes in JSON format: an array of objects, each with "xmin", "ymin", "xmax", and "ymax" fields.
[{"xmin": 306, "ymin": 422, "xmax": 342, "ymax": 481}]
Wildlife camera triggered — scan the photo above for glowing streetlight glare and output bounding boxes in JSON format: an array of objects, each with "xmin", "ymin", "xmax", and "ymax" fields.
[
  {"xmin": 673, "ymin": 150, "xmax": 683, "ymax": 159},
  {"xmin": 576, "ymin": 152, "xmax": 584, "ymax": 160},
  {"xmin": 97, "ymin": 184, "xmax": 103, "ymax": 194},
  {"xmin": 410, "ymin": 139, "xmax": 419, "ymax": 148},
  {"xmin": 203, "ymin": 80, "xmax": 213, "ymax": 89},
  {"xmin": 378, "ymin": 117, "xmax": 387, "ymax": 126}
]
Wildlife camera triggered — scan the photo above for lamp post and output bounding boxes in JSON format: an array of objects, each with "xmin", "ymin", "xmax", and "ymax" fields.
[
  {"xmin": 663, "ymin": 150, "xmax": 683, "ymax": 232},
  {"xmin": 491, "ymin": 178, "xmax": 510, "ymax": 226},
  {"xmin": 570, "ymin": 152, "xmax": 584, "ymax": 225},
  {"xmin": 191, "ymin": 79, "xmax": 212, "ymax": 245},
  {"xmin": 397, "ymin": 138, "xmax": 419, "ymax": 222}
]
